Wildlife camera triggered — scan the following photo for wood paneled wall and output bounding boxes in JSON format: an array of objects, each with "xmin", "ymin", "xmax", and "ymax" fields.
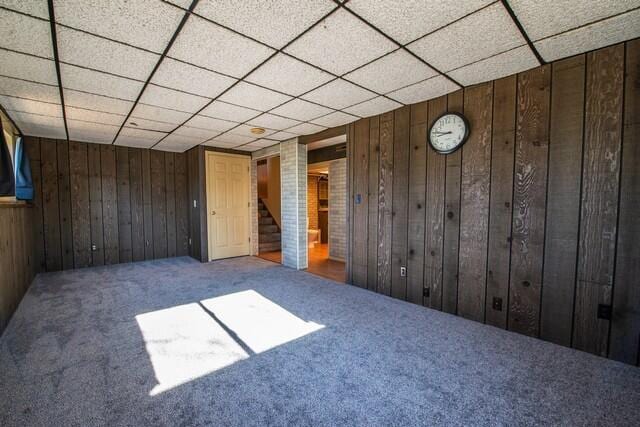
[
  {"xmin": 346, "ymin": 41, "xmax": 640, "ymax": 366},
  {"xmin": 25, "ymin": 137, "xmax": 190, "ymax": 271}
]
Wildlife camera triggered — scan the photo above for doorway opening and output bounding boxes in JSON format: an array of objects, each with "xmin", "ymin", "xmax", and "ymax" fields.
[{"xmin": 256, "ymin": 156, "xmax": 282, "ymax": 264}]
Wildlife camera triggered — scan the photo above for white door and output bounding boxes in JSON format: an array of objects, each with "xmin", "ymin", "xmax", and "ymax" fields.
[{"xmin": 206, "ymin": 152, "xmax": 251, "ymax": 261}]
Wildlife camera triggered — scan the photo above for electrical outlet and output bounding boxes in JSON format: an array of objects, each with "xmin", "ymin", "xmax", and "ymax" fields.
[
  {"xmin": 91, "ymin": 244, "xmax": 97, "ymax": 251},
  {"xmin": 400, "ymin": 266, "xmax": 406, "ymax": 277},
  {"xmin": 492, "ymin": 297, "xmax": 503, "ymax": 311},
  {"xmin": 193, "ymin": 200, "xmax": 197, "ymax": 208},
  {"xmin": 188, "ymin": 238, "xmax": 192, "ymax": 246}
]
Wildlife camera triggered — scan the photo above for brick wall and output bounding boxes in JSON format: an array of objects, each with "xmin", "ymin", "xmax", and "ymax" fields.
[
  {"xmin": 329, "ymin": 158, "xmax": 346, "ymax": 261},
  {"xmin": 280, "ymin": 139, "xmax": 307, "ymax": 269},
  {"xmin": 307, "ymin": 175, "xmax": 319, "ymax": 230}
]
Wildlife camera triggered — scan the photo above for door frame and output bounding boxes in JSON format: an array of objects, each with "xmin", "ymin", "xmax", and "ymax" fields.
[{"xmin": 205, "ymin": 151, "xmax": 252, "ymax": 262}]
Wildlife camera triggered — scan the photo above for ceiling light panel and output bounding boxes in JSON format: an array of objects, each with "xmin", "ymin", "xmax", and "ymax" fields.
[
  {"xmin": 60, "ymin": 63, "xmax": 143, "ymax": 100},
  {"xmin": 218, "ymin": 82, "xmax": 292, "ymax": 111},
  {"xmin": 56, "ymin": 26, "xmax": 159, "ymax": 81},
  {"xmin": 448, "ymin": 45, "xmax": 538, "ymax": 86},
  {"xmin": 0, "ymin": 9, "xmax": 53, "ymax": 58},
  {"xmin": 344, "ymin": 49, "xmax": 437, "ymax": 94},
  {"xmin": 270, "ymin": 98, "xmax": 333, "ymax": 122},
  {"xmin": 130, "ymin": 103, "xmax": 192, "ymax": 126},
  {"xmin": 343, "ymin": 96, "xmax": 401, "ymax": 117},
  {"xmin": 67, "ymin": 120, "xmax": 120, "ymax": 144},
  {"xmin": 63, "ymin": 89, "xmax": 133, "ymax": 115},
  {"xmin": 207, "ymin": 133, "xmax": 255, "ymax": 145},
  {"xmin": 168, "ymin": 14, "xmax": 274, "ymax": 78},
  {"xmin": 139, "ymin": 84, "xmax": 210, "ymax": 113},
  {"xmin": 194, "ymin": 0, "xmax": 336, "ymax": 49},
  {"xmin": 65, "ymin": 106, "xmax": 125, "ymax": 126},
  {"xmin": 311, "ymin": 111, "xmax": 358, "ymax": 128},
  {"xmin": 247, "ymin": 113, "xmax": 301, "ymax": 131},
  {"xmin": 116, "ymin": 127, "xmax": 166, "ymax": 148},
  {"xmin": 387, "ymin": 75, "xmax": 459, "ymax": 105},
  {"xmin": 284, "ymin": 8, "xmax": 397, "ymax": 75},
  {"xmin": 54, "ymin": 0, "xmax": 185, "ymax": 53},
  {"xmin": 408, "ymin": 2, "xmax": 526, "ymax": 72},
  {"xmin": 200, "ymin": 100, "xmax": 261, "ymax": 122},
  {"xmin": 9, "ymin": 111, "xmax": 66, "ymax": 139},
  {"xmin": 0, "ymin": 50, "xmax": 58, "ymax": 85},
  {"xmin": 0, "ymin": 76, "xmax": 60, "ymax": 105},
  {"xmin": 301, "ymin": 78, "xmax": 376, "ymax": 110},
  {"xmin": 534, "ymin": 9, "xmax": 640, "ymax": 62},
  {"xmin": 230, "ymin": 124, "xmax": 276, "ymax": 138},
  {"xmin": 185, "ymin": 115, "xmax": 239, "ymax": 133},
  {"xmin": 245, "ymin": 54, "xmax": 334, "ymax": 96},
  {"xmin": 509, "ymin": 0, "xmax": 640, "ymax": 41},
  {"xmin": 0, "ymin": 95, "xmax": 62, "ymax": 117},
  {"xmin": 0, "ymin": 0, "xmax": 50, "ymax": 19},
  {"xmin": 346, "ymin": 0, "xmax": 494, "ymax": 45},
  {"xmin": 286, "ymin": 122, "xmax": 326, "ymax": 135},
  {"xmin": 151, "ymin": 58, "xmax": 237, "ymax": 99}
]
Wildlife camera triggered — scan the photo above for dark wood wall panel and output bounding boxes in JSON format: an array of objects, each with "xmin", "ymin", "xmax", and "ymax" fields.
[
  {"xmin": 352, "ymin": 118, "xmax": 370, "ymax": 288},
  {"xmin": 345, "ymin": 40, "xmax": 640, "ymax": 366},
  {"xmin": 27, "ymin": 139, "xmax": 192, "ymax": 272}
]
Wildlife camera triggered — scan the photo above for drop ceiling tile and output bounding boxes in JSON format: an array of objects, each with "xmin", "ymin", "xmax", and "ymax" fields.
[
  {"xmin": 10, "ymin": 111, "xmax": 66, "ymax": 139},
  {"xmin": 63, "ymin": 89, "xmax": 133, "ymax": 115},
  {"xmin": 185, "ymin": 115, "xmax": 238, "ymax": 133},
  {"xmin": 301, "ymin": 79, "xmax": 376, "ymax": 110},
  {"xmin": 345, "ymin": 0, "xmax": 494, "ymax": 45},
  {"xmin": 131, "ymin": 103, "xmax": 191, "ymax": 125},
  {"xmin": 408, "ymin": 2, "xmax": 526, "ymax": 72},
  {"xmin": 0, "ymin": 95, "xmax": 62, "ymax": 117},
  {"xmin": 246, "ymin": 54, "xmax": 334, "ymax": 96},
  {"xmin": 387, "ymin": 75, "xmax": 460, "ymax": 105},
  {"xmin": 116, "ymin": 127, "xmax": 166, "ymax": 148},
  {"xmin": 534, "ymin": 9, "xmax": 640, "ymax": 63},
  {"xmin": 509, "ymin": 0, "xmax": 640, "ymax": 41},
  {"xmin": 61, "ymin": 64, "xmax": 143, "ymax": 101},
  {"xmin": 344, "ymin": 49, "xmax": 437, "ymax": 94},
  {"xmin": 270, "ymin": 99, "xmax": 333, "ymax": 122},
  {"xmin": 0, "ymin": 76, "xmax": 60, "ymax": 104},
  {"xmin": 124, "ymin": 118, "xmax": 175, "ymax": 133},
  {"xmin": 56, "ymin": 26, "xmax": 160, "ymax": 81},
  {"xmin": 247, "ymin": 114, "xmax": 300, "ymax": 131},
  {"xmin": 286, "ymin": 122, "xmax": 326, "ymax": 135},
  {"xmin": 54, "ymin": 0, "xmax": 184, "ymax": 53},
  {"xmin": 151, "ymin": 58, "xmax": 237, "ymax": 99},
  {"xmin": 207, "ymin": 133, "xmax": 255, "ymax": 145},
  {"xmin": 219, "ymin": 82, "xmax": 292, "ymax": 112},
  {"xmin": 162, "ymin": 133, "xmax": 205, "ymax": 146},
  {"xmin": 310, "ymin": 111, "xmax": 358, "ymax": 128},
  {"xmin": 0, "ymin": 9, "xmax": 53, "ymax": 58},
  {"xmin": 168, "ymin": 14, "xmax": 274, "ymax": 78},
  {"xmin": 202, "ymin": 140, "xmax": 239, "ymax": 149},
  {"xmin": 343, "ymin": 96, "xmax": 401, "ymax": 117},
  {"xmin": 448, "ymin": 45, "xmax": 538, "ymax": 86},
  {"xmin": 0, "ymin": 0, "xmax": 50, "ymax": 19},
  {"xmin": 200, "ymin": 100, "xmax": 261, "ymax": 122},
  {"xmin": 0, "ymin": 49, "xmax": 57, "ymax": 85},
  {"xmin": 67, "ymin": 120, "xmax": 119, "ymax": 144},
  {"xmin": 284, "ymin": 9, "xmax": 397, "ymax": 75},
  {"xmin": 243, "ymin": 139, "xmax": 279, "ymax": 150},
  {"xmin": 268, "ymin": 131, "xmax": 298, "ymax": 142},
  {"xmin": 233, "ymin": 144, "xmax": 260, "ymax": 152},
  {"xmin": 174, "ymin": 126, "xmax": 220, "ymax": 142},
  {"xmin": 230, "ymin": 124, "xmax": 276, "ymax": 138},
  {"xmin": 140, "ymin": 84, "xmax": 210, "ymax": 113},
  {"xmin": 153, "ymin": 140, "xmax": 198, "ymax": 153},
  {"xmin": 65, "ymin": 106, "xmax": 125, "ymax": 126},
  {"xmin": 194, "ymin": 0, "xmax": 336, "ymax": 49}
]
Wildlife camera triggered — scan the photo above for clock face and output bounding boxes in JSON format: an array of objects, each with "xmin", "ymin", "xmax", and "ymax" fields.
[{"xmin": 428, "ymin": 113, "xmax": 469, "ymax": 154}]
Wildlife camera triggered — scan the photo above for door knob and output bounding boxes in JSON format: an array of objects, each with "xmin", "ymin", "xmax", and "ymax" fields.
[{"xmin": 211, "ymin": 210, "xmax": 216, "ymax": 215}]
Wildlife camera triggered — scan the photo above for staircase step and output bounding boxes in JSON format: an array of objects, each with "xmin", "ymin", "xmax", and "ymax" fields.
[
  {"xmin": 259, "ymin": 232, "xmax": 281, "ymax": 243},
  {"xmin": 258, "ymin": 202, "xmax": 264, "ymax": 209},
  {"xmin": 259, "ymin": 224, "xmax": 278, "ymax": 233},
  {"xmin": 259, "ymin": 210, "xmax": 269, "ymax": 217},
  {"xmin": 259, "ymin": 241, "xmax": 281, "ymax": 252},
  {"xmin": 258, "ymin": 217, "xmax": 273, "ymax": 225}
]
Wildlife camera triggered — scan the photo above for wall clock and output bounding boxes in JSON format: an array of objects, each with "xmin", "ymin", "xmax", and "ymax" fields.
[{"xmin": 428, "ymin": 112, "xmax": 470, "ymax": 154}]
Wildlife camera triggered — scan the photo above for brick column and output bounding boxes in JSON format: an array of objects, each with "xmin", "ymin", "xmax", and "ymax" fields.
[
  {"xmin": 280, "ymin": 138, "xmax": 307, "ymax": 269},
  {"xmin": 329, "ymin": 158, "xmax": 346, "ymax": 261}
]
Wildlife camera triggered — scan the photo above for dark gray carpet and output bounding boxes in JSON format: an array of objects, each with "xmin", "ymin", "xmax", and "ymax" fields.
[{"xmin": 1, "ymin": 256, "xmax": 639, "ymax": 426}]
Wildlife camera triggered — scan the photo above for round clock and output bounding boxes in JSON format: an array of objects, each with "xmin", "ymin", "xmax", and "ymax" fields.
[{"xmin": 428, "ymin": 112, "xmax": 470, "ymax": 154}]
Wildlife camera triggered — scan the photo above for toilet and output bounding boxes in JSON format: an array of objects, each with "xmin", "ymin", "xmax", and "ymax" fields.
[{"xmin": 308, "ymin": 229, "xmax": 320, "ymax": 248}]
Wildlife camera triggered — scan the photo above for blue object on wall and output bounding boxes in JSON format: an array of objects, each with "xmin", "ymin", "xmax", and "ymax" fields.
[
  {"xmin": 0, "ymin": 123, "xmax": 15, "ymax": 196},
  {"xmin": 14, "ymin": 136, "xmax": 34, "ymax": 200}
]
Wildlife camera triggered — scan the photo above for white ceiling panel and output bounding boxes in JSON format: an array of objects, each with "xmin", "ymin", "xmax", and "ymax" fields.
[
  {"xmin": 286, "ymin": 122, "xmax": 326, "ymax": 135},
  {"xmin": 151, "ymin": 58, "xmax": 237, "ymax": 99},
  {"xmin": 448, "ymin": 45, "xmax": 538, "ymax": 86},
  {"xmin": 230, "ymin": 124, "xmax": 276, "ymax": 138},
  {"xmin": 509, "ymin": 0, "xmax": 640, "ymax": 41},
  {"xmin": 0, "ymin": 95, "xmax": 62, "ymax": 117},
  {"xmin": 64, "ymin": 89, "xmax": 133, "ymax": 115},
  {"xmin": 116, "ymin": 127, "xmax": 166, "ymax": 148},
  {"xmin": 270, "ymin": 99, "xmax": 333, "ymax": 122},
  {"xmin": 65, "ymin": 106, "xmax": 125, "ymax": 126},
  {"xmin": 233, "ymin": 144, "xmax": 260, "ymax": 152},
  {"xmin": 343, "ymin": 96, "xmax": 401, "ymax": 117},
  {"xmin": 408, "ymin": 2, "xmax": 526, "ymax": 72},
  {"xmin": 387, "ymin": 75, "xmax": 459, "ymax": 105},
  {"xmin": 245, "ymin": 54, "xmax": 334, "ymax": 96},
  {"xmin": 60, "ymin": 64, "xmax": 143, "ymax": 100},
  {"xmin": 131, "ymin": 103, "xmax": 191, "ymax": 125},
  {"xmin": 0, "ymin": 8, "xmax": 53, "ymax": 58},
  {"xmin": 284, "ymin": 8, "xmax": 397, "ymax": 75},
  {"xmin": 161, "ymin": 132, "xmax": 206, "ymax": 146},
  {"xmin": 207, "ymin": 133, "xmax": 255, "ymax": 145},
  {"xmin": 0, "ymin": 50, "xmax": 58, "ymax": 85},
  {"xmin": 10, "ymin": 111, "xmax": 66, "ymax": 139},
  {"xmin": 346, "ymin": 0, "xmax": 494, "ymax": 44},
  {"xmin": 219, "ymin": 82, "xmax": 292, "ymax": 112},
  {"xmin": 194, "ymin": 0, "xmax": 336, "ymax": 49},
  {"xmin": 153, "ymin": 139, "xmax": 199, "ymax": 152},
  {"xmin": 268, "ymin": 131, "xmax": 297, "ymax": 142},
  {"xmin": 0, "ymin": 0, "xmax": 50, "ymax": 19},
  {"xmin": 246, "ymin": 139, "xmax": 279, "ymax": 148},
  {"xmin": 535, "ymin": 9, "xmax": 640, "ymax": 62},
  {"xmin": 201, "ymin": 140, "xmax": 239, "ymax": 149},
  {"xmin": 140, "ymin": 84, "xmax": 210, "ymax": 113},
  {"xmin": 301, "ymin": 78, "xmax": 377, "ymax": 110},
  {"xmin": 124, "ymin": 117, "xmax": 175, "ymax": 133},
  {"xmin": 0, "ymin": 76, "xmax": 60, "ymax": 104},
  {"xmin": 173, "ymin": 125, "xmax": 220, "ymax": 142},
  {"xmin": 200, "ymin": 100, "xmax": 261, "ymax": 122},
  {"xmin": 185, "ymin": 115, "xmax": 238, "ymax": 133},
  {"xmin": 169, "ymin": 14, "xmax": 274, "ymax": 78},
  {"xmin": 56, "ymin": 26, "xmax": 159, "ymax": 81},
  {"xmin": 344, "ymin": 49, "xmax": 437, "ymax": 94},
  {"xmin": 67, "ymin": 120, "xmax": 119, "ymax": 144},
  {"xmin": 54, "ymin": 0, "xmax": 184, "ymax": 53},
  {"xmin": 247, "ymin": 113, "xmax": 301, "ymax": 131},
  {"xmin": 310, "ymin": 111, "xmax": 358, "ymax": 128}
]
